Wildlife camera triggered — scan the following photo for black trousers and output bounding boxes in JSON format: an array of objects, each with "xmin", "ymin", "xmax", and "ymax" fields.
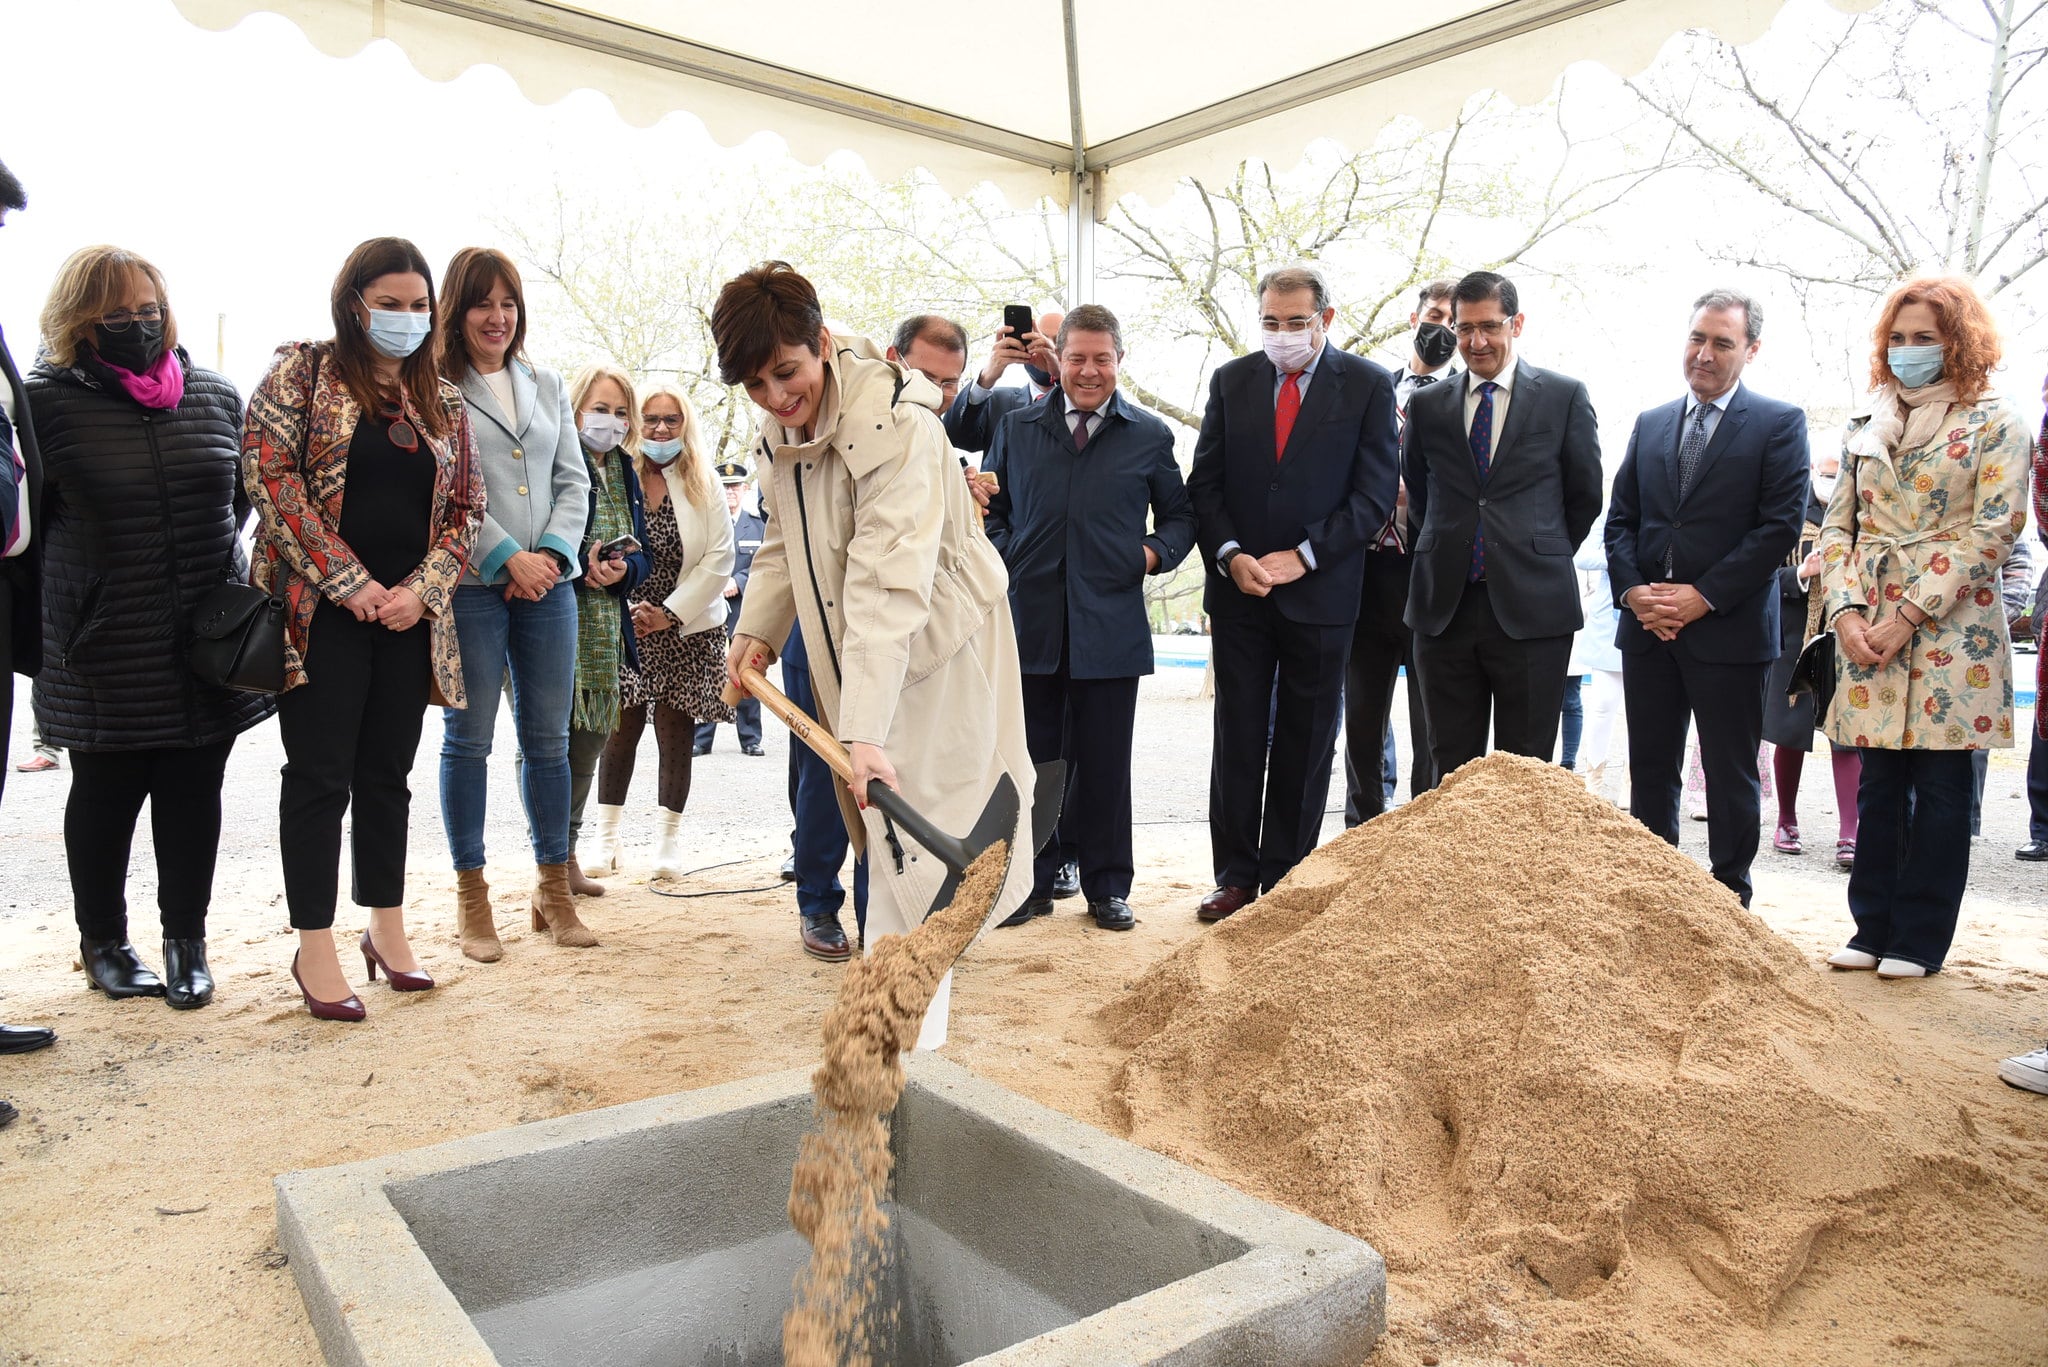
[
  {"xmin": 1848, "ymin": 747, "xmax": 1975, "ymax": 972},
  {"xmin": 1210, "ymin": 602, "xmax": 1351, "ymax": 892},
  {"xmin": 1020, "ymin": 661, "xmax": 1138, "ymax": 903},
  {"xmin": 65, "ymin": 738, "xmax": 236, "ymax": 941},
  {"xmin": 277, "ymin": 603, "xmax": 432, "ymax": 930},
  {"xmin": 1343, "ymin": 548, "xmax": 1432, "ymax": 824},
  {"xmin": 1623, "ymin": 643, "xmax": 1768, "ymax": 906},
  {"xmin": 1411, "ymin": 581, "xmax": 1572, "ymax": 782}
]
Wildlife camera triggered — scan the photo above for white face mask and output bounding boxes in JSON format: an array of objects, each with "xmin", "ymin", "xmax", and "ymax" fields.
[
  {"xmin": 1812, "ymin": 470, "xmax": 1839, "ymax": 503},
  {"xmin": 1261, "ymin": 324, "xmax": 1320, "ymax": 374},
  {"xmin": 580, "ymin": 412, "xmax": 628, "ymax": 451}
]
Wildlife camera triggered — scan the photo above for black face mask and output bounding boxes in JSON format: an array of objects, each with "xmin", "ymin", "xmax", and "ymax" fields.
[
  {"xmin": 1023, "ymin": 364, "xmax": 1055, "ymax": 390},
  {"xmin": 1413, "ymin": 321, "xmax": 1457, "ymax": 369},
  {"xmin": 94, "ymin": 320, "xmax": 166, "ymax": 374}
]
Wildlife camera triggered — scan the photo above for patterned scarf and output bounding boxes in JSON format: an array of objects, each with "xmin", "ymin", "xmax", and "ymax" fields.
[{"xmin": 573, "ymin": 446, "xmax": 630, "ymax": 734}]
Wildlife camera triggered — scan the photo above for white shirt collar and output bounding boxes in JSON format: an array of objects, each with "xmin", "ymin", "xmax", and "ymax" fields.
[
  {"xmin": 1467, "ymin": 362, "xmax": 1516, "ymax": 395},
  {"xmin": 1687, "ymin": 381, "xmax": 1739, "ymax": 414},
  {"xmin": 1064, "ymin": 391, "xmax": 1111, "ymax": 421}
]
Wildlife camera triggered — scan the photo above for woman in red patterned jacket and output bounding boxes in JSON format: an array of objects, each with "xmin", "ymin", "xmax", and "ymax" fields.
[{"xmin": 242, "ymin": 237, "xmax": 482, "ymax": 1021}]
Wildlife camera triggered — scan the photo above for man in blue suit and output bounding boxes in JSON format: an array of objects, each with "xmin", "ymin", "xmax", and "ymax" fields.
[
  {"xmin": 943, "ymin": 309, "xmax": 1062, "ymax": 453},
  {"xmin": 984, "ymin": 305, "xmax": 1196, "ymax": 931},
  {"xmin": 1605, "ymin": 288, "xmax": 1809, "ymax": 906},
  {"xmin": 1188, "ymin": 265, "xmax": 1398, "ymax": 920}
]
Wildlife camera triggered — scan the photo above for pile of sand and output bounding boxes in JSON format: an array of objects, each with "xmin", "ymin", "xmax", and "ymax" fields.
[
  {"xmin": 1103, "ymin": 755, "xmax": 2046, "ymax": 1366},
  {"xmin": 783, "ymin": 841, "xmax": 1008, "ymax": 1367}
]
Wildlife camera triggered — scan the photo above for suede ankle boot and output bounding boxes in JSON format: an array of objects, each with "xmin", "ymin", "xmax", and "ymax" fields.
[
  {"xmin": 455, "ymin": 868, "xmax": 503, "ymax": 963},
  {"xmin": 530, "ymin": 863, "xmax": 598, "ymax": 947}
]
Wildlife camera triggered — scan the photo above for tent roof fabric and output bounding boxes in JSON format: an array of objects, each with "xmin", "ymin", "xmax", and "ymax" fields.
[{"xmin": 171, "ymin": 0, "xmax": 1871, "ymax": 203}]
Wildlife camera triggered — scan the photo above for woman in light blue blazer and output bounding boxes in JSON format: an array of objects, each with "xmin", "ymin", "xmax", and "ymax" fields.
[{"xmin": 434, "ymin": 248, "xmax": 590, "ymax": 963}]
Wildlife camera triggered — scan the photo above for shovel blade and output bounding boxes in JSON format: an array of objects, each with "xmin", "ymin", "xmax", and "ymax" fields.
[{"xmin": 919, "ymin": 773, "xmax": 1020, "ymax": 922}]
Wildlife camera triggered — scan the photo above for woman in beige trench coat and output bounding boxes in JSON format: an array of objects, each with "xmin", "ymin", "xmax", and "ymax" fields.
[
  {"xmin": 713, "ymin": 262, "xmax": 1034, "ymax": 1051},
  {"xmin": 1818, "ymin": 274, "xmax": 2029, "ymax": 979}
]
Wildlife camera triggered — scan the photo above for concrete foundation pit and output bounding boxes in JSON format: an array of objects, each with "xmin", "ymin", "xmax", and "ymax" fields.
[{"xmin": 275, "ymin": 1054, "xmax": 1384, "ymax": 1366}]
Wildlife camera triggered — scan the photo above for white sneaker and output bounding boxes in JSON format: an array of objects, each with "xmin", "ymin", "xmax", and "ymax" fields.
[
  {"xmin": 1997, "ymin": 1045, "xmax": 2048, "ymax": 1095},
  {"xmin": 1876, "ymin": 957, "xmax": 1929, "ymax": 978},
  {"xmin": 651, "ymin": 809, "xmax": 686, "ymax": 881},
  {"xmin": 587, "ymin": 804, "xmax": 625, "ymax": 875},
  {"xmin": 1826, "ymin": 947, "xmax": 1879, "ymax": 970}
]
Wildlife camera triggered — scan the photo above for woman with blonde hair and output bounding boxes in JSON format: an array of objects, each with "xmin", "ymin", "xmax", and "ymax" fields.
[
  {"xmin": 586, "ymin": 384, "xmax": 735, "ymax": 878},
  {"xmin": 1819, "ymin": 274, "xmax": 2029, "ymax": 979},
  {"xmin": 546, "ymin": 362, "xmax": 650, "ymax": 941},
  {"xmin": 27, "ymin": 245, "xmax": 272, "ymax": 1008},
  {"xmin": 243, "ymin": 237, "xmax": 483, "ymax": 1020}
]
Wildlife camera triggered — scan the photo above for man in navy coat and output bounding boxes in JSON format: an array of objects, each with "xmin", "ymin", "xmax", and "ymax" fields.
[
  {"xmin": 1188, "ymin": 265, "xmax": 1398, "ymax": 921},
  {"xmin": 984, "ymin": 305, "xmax": 1196, "ymax": 931},
  {"xmin": 944, "ymin": 310, "xmax": 1062, "ymax": 454},
  {"xmin": 1605, "ymin": 288, "xmax": 1808, "ymax": 906}
]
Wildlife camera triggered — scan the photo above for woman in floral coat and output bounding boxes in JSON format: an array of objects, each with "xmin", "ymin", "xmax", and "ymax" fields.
[{"xmin": 1818, "ymin": 275, "xmax": 2028, "ymax": 979}]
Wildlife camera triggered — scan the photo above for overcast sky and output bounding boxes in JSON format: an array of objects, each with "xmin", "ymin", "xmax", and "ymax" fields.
[{"xmin": 2, "ymin": 0, "xmax": 2039, "ymax": 465}]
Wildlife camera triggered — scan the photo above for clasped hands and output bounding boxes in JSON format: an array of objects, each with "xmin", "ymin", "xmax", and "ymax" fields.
[
  {"xmin": 725, "ymin": 631, "xmax": 900, "ymax": 807},
  {"xmin": 1624, "ymin": 582, "xmax": 1709, "ymax": 641},
  {"xmin": 340, "ymin": 580, "xmax": 424, "ymax": 630},
  {"xmin": 1228, "ymin": 549, "xmax": 1306, "ymax": 598},
  {"xmin": 1835, "ymin": 608, "xmax": 1917, "ymax": 669}
]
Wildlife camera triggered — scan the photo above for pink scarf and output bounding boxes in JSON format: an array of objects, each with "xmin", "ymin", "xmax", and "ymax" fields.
[{"xmin": 104, "ymin": 351, "xmax": 186, "ymax": 410}]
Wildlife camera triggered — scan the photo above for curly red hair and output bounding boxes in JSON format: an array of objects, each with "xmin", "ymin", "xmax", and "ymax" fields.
[{"xmin": 1870, "ymin": 274, "xmax": 2001, "ymax": 402}]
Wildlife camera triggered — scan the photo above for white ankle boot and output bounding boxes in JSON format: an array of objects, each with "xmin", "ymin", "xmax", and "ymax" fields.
[
  {"xmin": 651, "ymin": 809, "xmax": 686, "ymax": 881},
  {"xmin": 587, "ymin": 804, "xmax": 625, "ymax": 875}
]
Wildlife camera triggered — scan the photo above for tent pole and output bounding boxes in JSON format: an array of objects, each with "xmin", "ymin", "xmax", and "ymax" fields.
[{"xmin": 1066, "ymin": 168, "xmax": 1097, "ymax": 307}]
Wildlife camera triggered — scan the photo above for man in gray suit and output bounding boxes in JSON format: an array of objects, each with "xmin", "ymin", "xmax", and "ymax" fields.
[{"xmin": 1403, "ymin": 271, "xmax": 1603, "ymax": 780}]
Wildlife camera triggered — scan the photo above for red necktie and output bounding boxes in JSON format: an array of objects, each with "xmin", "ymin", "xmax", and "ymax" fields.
[{"xmin": 1274, "ymin": 371, "xmax": 1302, "ymax": 461}]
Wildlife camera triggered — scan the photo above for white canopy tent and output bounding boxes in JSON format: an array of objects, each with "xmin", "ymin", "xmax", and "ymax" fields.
[{"xmin": 172, "ymin": 0, "xmax": 1869, "ymax": 302}]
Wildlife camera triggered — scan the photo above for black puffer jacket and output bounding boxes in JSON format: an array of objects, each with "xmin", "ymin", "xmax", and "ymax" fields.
[{"xmin": 26, "ymin": 348, "xmax": 274, "ymax": 750}]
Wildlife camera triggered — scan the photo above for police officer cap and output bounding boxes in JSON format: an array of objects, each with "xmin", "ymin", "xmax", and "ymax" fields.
[{"xmin": 714, "ymin": 458, "xmax": 752, "ymax": 485}]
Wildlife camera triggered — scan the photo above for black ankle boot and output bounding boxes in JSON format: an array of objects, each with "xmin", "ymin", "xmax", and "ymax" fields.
[
  {"xmin": 162, "ymin": 939, "xmax": 215, "ymax": 1010},
  {"xmin": 79, "ymin": 938, "xmax": 166, "ymax": 998}
]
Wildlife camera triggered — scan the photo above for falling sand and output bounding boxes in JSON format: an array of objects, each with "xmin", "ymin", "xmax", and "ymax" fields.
[
  {"xmin": 782, "ymin": 840, "xmax": 1010, "ymax": 1367},
  {"xmin": 1103, "ymin": 754, "xmax": 2048, "ymax": 1366}
]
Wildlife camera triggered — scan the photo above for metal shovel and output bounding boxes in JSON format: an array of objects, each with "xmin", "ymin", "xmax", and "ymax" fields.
[{"xmin": 727, "ymin": 664, "xmax": 1065, "ymax": 921}]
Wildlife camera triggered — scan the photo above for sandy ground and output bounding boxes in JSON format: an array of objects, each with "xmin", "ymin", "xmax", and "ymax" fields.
[{"xmin": 1, "ymin": 667, "xmax": 2043, "ymax": 1366}]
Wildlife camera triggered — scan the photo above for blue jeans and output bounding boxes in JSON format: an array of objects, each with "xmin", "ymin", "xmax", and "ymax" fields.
[
  {"xmin": 1560, "ymin": 673, "xmax": 1584, "ymax": 768},
  {"xmin": 439, "ymin": 581, "xmax": 578, "ymax": 869},
  {"xmin": 1847, "ymin": 747, "xmax": 1974, "ymax": 972}
]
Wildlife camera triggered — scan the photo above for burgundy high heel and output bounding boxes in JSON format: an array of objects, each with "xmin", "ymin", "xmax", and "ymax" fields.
[
  {"xmin": 291, "ymin": 950, "xmax": 366, "ymax": 1022},
  {"xmin": 359, "ymin": 929, "xmax": 435, "ymax": 992}
]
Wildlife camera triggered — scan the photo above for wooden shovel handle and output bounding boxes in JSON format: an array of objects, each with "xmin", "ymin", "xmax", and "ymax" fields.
[{"xmin": 722, "ymin": 663, "xmax": 856, "ymax": 788}]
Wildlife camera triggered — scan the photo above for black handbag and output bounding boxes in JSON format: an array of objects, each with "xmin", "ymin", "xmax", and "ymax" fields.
[
  {"xmin": 1787, "ymin": 631, "xmax": 1837, "ymax": 716},
  {"xmin": 187, "ymin": 350, "xmax": 316, "ymax": 694},
  {"xmin": 189, "ymin": 582, "xmax": 287, "ymax": 693}
]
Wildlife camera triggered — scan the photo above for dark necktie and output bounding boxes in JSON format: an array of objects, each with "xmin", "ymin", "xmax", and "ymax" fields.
[
  {"xmin": 1677, "ymin": 401, "xmax": 1711, "ymax": 498},
  {"xmin": 1071, "ymin": 410, "xmax": 1091, "ymax": 449},
  {"xmin": 1467, "ymin": 381, "xmax": 1497, "ymax": 583}
]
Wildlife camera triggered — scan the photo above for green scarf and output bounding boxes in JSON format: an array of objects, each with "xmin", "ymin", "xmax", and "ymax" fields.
[{"xmin": 572, "ymin": 446, "xmax": 630, "ymax": 734}]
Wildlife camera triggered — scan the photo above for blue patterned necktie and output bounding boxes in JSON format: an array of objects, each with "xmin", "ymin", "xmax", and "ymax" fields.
[{"xmin": 1467, "ymin": 381, "xmax": 1497, "ymax": 583}]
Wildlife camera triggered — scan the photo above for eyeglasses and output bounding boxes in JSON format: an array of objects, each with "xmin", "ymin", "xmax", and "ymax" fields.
[
  {"xmin": 1259, "ymin": 316, "xmax": 1320, "ymax": 334},
  {"xmin": 100, "ymin": 306, "xmax": 164, "ymax": 331},
  {"xmin": 378, "ymin": 402, "xmax": 419, "ymax": 454},
  {"xmin": 643, "ymin": 414, "xmax": 685, "ymax": 431},
  {"xmin": 1452, "ymin": 320, "xmax": 1509, "ymax": 339}
]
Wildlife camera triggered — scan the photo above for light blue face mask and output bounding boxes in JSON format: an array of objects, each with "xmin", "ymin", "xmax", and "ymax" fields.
[
  {"xmin": 361, "ymin": 300, "xmax": 433, "ymax": 360},
  {"xmin": 642, "ymin": 437, "xmax": 684, "ymax": 465},
  {"xmin": 1887, "ymin": 343, "xmax": 1945, "ymax": 390}
]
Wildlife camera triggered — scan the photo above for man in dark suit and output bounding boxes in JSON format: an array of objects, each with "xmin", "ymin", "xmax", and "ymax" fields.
[
  {"xmin": 1404, "ymin": 271, "xmax": 1604, "ymax": 778},
  {"xmin": 1189, "ymin": 265, "xmax": 1398, "ymax": 921},
  {"xmin": 1343, "ymin": 278, "xmax": 1458, "ymax": 825},
  {"xmin": 0, "ymin": 157, "xmax": 58, "ymax": 1124},
  {"xmin": 943, "ymin": 309, "xmax": 1063, "ymax": 453},
  {"xmin": 1606, "ymin": 289, "xmax": 1808, "ymax": 906},
  {"xmin": 985, "ymin": 304, "xmax": 1196, "ymax": 931},
  {"xmin": 695, "ymin": 460, "xmax": 766, "ymax": 756}
]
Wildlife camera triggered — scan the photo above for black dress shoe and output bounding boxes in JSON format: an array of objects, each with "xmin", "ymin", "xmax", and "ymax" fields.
[
  {"xmin": 998, "ymin": 897, "xmax": 1054, "ymax": 928},
  {"xmin": 742, "ymin": 743, "xmax": 766, "ymax": 757},
  {"xmin": 800, "ymin": 913, "xmax": 852, "ymax": 962},
  {"xmin": 0, "ymin": 1099, "xmax": 16, "ymax": 1130},
  {"xmin": 1051, "ymin": 861, "xmax": 1081, "ymax": 900},
  {"xmin": 162, "ymin": 939, "xmax": 215, "ymax": 1010},
  {"xmin": 2018, "ymin": 840, "xmax": 2048, "ymax": 862},
  {"xmin": 1088, "ymin": 897, "xmax": 1136, "ymax": 931},
  {"xmin": 0, "ymin": 1024, "xmax": 56, "ymax": 1055},
  {"xmin": 780, "ymin": 856, "xmax": 799, "ymax": 883},
  {"xmin": 80, "ymin": 939, "xmax": 166, "ymax": 998},
  {"xmin": 692, "ymin": 742, "xmax": 712, "ymax": 757}
]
